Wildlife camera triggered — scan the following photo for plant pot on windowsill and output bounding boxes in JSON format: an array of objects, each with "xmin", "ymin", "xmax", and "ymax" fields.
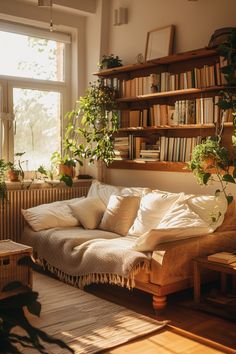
[
  {"xmin": 58, "ymin": 164, "xmax": 75, "ymax": 178},
  {"xmin": 7, "ymin": 170, "xmax": 21, "ymax": 182}
]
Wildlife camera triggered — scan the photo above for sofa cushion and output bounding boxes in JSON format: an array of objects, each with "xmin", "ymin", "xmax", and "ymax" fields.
[
  {"xmin": 133, "ymin": 194, "xmax": 229, "ymax": 251},
  {"xmin": 69, "ymin": 197, "xmax": 106, "ymax": 229},
  {"xmin": 99, "ymin": 195, "xmax": 141, "ymax": 236},
  {"xmin": 22, "ymin": 198, "xmax": 84, "ymax": 232},
  {"xmin": 121, "ymin": 186, "xmax": 151, "ymax": 197},
  {"xmin": 87, "ymin": 180, "xmax": 123, "ymax": 205},
  {"xmin": 129, "ymin": 190, "xmax": 184, "ymax": 236},
  {"xmin": 187, "ymin": 194, "xmax": 228, "ymax": 229}
]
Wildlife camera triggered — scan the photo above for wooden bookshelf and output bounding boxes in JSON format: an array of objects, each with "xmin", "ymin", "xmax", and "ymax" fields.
[
  {"xmin": 109, "ymin": 160, "xmax": 188, "ymax": 172},
  {"xmin": 94, "ymin": 48, "xmax": 235, "ymax": 172},
  {"xmin": 117, "ymin": 86, "xmax": 225, "ymax": 103}
]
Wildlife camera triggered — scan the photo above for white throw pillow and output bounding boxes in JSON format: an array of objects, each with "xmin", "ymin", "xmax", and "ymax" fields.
[
  {"xmin": 121, "ymin": 186, "xmax": 151, "ymax": 197},
  {"xmin": 87, "ymin": 180, "xmax": 123, "ymax": 205},
  {"xmin": 99, "ymin": 195, "xmax": 141, "ymax": 236},
  {"xmin": 187, "ymin": 194, "xmax": 228, "ymax": 229},
  {"xmin": 22, "ymin": 198, "xmax": 84, "ymax": 232},
  {"xmin": 129, "ymin": 190, "xmax": 184, "ymax": 236},
  {"xmin": 69, "ymin": 197, "xmax": 106, "ymax": 229},
  {"xmin": 133, "ymin": 194, "xmax": 228, "ymax": 252}
]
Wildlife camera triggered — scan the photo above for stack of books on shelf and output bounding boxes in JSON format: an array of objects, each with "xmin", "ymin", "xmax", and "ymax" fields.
[
  {"xmin": 113, "ymin": 137, "xmax": 129, "ymax": 160},
  {"xmin": 207, "ymin": 251, "xmax": 236, "ymax": 266}
]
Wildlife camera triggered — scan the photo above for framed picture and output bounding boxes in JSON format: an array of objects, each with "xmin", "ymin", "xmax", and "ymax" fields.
[{"xmin": 145, "ymin": 25, "xmax": 175, "ymax": 62}]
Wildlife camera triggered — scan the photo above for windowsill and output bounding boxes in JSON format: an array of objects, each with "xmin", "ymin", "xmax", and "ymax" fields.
[{"xmin": 6, "ymin": 179, "xmax": 93, "ymax": 190}]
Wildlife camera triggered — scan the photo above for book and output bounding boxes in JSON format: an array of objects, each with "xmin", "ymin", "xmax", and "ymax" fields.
[{"xmin": 207, "ymin": 251, "xmax": 236, "ymax": 264}]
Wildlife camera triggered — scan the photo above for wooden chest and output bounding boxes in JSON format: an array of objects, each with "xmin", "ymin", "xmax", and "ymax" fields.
[{"xmin": 0, "ymin": 239, "xmax": 32, "ymax": 299}]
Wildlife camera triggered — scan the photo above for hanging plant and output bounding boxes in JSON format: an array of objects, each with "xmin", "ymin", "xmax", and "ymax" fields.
[
  {"xmin": 188, "ymin": 137, "xmax": 236, "ymax": 204},
  {"xmin": 64, "ymin": 80, "xmax": 119, "ymax": 167}
]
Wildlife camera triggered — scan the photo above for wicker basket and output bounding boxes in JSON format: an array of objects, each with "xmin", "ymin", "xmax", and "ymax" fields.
[{"xmin": 0, "ymin": 239, "xmax": 32, "ymax": 298}]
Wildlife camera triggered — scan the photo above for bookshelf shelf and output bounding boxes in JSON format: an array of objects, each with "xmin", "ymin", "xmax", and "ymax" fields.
[
  {"xmin": 117, "ymin": 86, "xmax": 226, "ymax": 104},
  {"xmin": 110, "ymin": 160, "xmax": 189, "ymax": 172},
  {"xmin": 95, "ymin": 47, "xmax": 235, "ymax": 171},
  {"xmin": 116, "ymin": 123, "xmax": 232, "ymax": 133},
  {"xmin": 94, "ymin": 48, "xmax": 218, "ymax": 77}
]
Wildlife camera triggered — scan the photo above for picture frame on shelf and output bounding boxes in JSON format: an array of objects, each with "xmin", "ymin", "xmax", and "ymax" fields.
[{"xmin": 145, "ymin": 25, "xmax": 175, "ymax": 62}]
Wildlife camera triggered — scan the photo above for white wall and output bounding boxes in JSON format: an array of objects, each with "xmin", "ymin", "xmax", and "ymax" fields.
[
  {"xmin": 101, "ymin": 0, "xmax": 236, "ymax": 198},
  {"xmin": 108, "ymin": 0, "xmax": 236, "ymax": 65}
]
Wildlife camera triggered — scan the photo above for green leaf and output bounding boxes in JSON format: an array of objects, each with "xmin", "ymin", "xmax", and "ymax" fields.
[
  {"xmin": 202, "ymin": 173, "xmax": 211, "ymax": 185},
  {"xmin": 60, "ymin": 175, "xmax": 73, "ymax": 187},
  {"xmin": 222, "ymin": 174, "xmax": 236, "ymax": 183},
  {"xmin": 226, "ymin": 195, "xmax": 234, "ymax": 205}
]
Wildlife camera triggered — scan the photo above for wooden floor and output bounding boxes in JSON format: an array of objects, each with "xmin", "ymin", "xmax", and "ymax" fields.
[{"xmin": 34, "ymin": 270, "xmax": 236, "ymax": 354}]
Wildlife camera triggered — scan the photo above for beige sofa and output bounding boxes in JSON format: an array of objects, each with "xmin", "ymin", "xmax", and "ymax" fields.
[{"xmin": 21, "ymin": 180, "xmax": 236, "ymax": 311}]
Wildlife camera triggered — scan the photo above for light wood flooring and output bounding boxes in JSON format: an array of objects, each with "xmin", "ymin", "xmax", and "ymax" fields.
[{"xmin": 34, "ymin": 270, "xmax": 236, "ymax": 354}]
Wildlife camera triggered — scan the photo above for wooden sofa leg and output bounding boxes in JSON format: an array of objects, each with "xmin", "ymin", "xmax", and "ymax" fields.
[{"xmin": 152, "ymin": 295, "xmax": 167, "ymax": 314}]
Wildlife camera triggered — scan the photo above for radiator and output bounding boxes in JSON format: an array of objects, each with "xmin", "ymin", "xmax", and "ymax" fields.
[{"xmin": 0, "ymin": 182, "xmax": 91, "ymax": 242}]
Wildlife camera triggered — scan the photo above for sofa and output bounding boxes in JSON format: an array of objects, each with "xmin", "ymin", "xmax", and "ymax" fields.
[{"xmin": 21, "ymin": 180, "xmax": 236, "ymax": 311}]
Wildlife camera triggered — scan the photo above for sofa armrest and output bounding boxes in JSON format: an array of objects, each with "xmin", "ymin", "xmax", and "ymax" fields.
[{"xmin": 149, "ymin": 230, "xmax": 236, "ymax": 286}]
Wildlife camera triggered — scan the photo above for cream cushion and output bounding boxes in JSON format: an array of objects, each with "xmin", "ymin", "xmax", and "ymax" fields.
[
  {"xmin": 69, "ymin": 197, "xmax": 106, "ymax": 229},
  {"xmin": 129, "ymin": 190, "xmax": 184, "ymax": 236},
  {"xmin": 87, "ymin": 180, "xmax": 123, "ymax": 205},
  {"xmin": 121, "ymin": 186, "xmax": 151, "ymax": 197},
  {"xmin": 187, "ymin": 194, "xmax": 228, "ymax": 229},
  {"xmin": 134, "ymin": 194, "xmax": 228, "ymax": 252},
  {"xmin": 99, "ymin": 195, "xmax": 141, "ymax": 236},
  {"xmin": 22, "ymin": 198, "xmax": 84, "ymax": 232}
]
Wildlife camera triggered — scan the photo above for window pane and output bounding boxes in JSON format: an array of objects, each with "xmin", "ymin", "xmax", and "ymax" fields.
[
  {"xmin": 13, "ymin": 88, "xmax": 61, "ymax": 170},
  {"xmin": 0, "ymin": 31, "xmax": 64, "ymax": 81}
]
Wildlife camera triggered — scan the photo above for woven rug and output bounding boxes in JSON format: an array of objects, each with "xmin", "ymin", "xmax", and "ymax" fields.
[{"xmin": 20, "ymin": 272, "xmax": 167, "ymax": 354}]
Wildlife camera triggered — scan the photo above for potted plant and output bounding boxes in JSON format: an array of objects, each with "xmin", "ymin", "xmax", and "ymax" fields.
[
  {"xmin": 188, "ymin": 137, "xmax": 236, "ymax": 204},
  {"xmin": 64, "ymin": 80, "xmax": 119, "ymax": 168},
  {"xmin": 0, "ymin": 159, "xmax": 8, "ymax": 208},
  {"xmin": 51, "ymin": 152, "xmax": 76, "ymax": 187},
  {"xmin": 98, "ymin": 54, "xmax": 123, "ymax": 70},
  {"xmin": 7, "ymin": 152, "xmax": 26, "ymax": 182}
]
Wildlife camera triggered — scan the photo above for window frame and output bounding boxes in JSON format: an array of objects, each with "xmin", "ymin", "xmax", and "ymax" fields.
[{"xmin": 0, "ymin": 23, "xmax": 71, "ymax": 168}]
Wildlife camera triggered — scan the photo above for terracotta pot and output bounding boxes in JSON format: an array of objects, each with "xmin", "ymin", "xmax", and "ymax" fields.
[
  {"xmin": 8, "ymin": 170, "xmax": 20, "ymax": 182},
  {"xmin": 58, "ymin": 164, "xmax": 75, "ymax": 178},
  {"xmin": 201, "ymin": 156, "xmax": 216, "ymax": 171}
]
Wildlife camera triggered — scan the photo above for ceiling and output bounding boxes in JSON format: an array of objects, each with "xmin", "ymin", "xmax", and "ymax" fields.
[{"xmin": 16, "ymin": 0, "xmax": 97, "ymax": 15}]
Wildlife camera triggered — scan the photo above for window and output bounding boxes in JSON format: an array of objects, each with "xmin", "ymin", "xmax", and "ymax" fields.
[{"xmin": 0, "ymin": 22, "xmax": 71, "ymax": 170}]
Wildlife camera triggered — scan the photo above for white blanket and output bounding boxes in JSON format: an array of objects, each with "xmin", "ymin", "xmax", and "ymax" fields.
[{"xmin": 22, "ymin": 227, "xmax": 150, "ymax": 289}]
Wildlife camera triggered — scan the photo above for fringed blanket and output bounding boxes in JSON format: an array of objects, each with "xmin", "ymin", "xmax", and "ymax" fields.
[{"xmin": 22, "ymin": 226, "xmax": 151, "ymax": 289}]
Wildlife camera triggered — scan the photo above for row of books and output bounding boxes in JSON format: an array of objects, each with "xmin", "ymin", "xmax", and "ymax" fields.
[
  {"xmin": 113, "ymin": 135, "xmax": 202, "ymax": 162},
  {"xmin": 159, "ymin": 136, "xmax": 202, "ymax": 162},
  {"xmin": 119, "ymin": 96, "xmax": 233, "ymax": 128},
  {"xmin": 118, "ymin": 60, "xmax": 226, "ymax": 97}
]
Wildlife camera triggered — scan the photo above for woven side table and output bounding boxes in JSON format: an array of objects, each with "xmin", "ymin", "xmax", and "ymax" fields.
[{"xmin": 0, "ymin": 239, "xmax": 32, "ymax": 299}]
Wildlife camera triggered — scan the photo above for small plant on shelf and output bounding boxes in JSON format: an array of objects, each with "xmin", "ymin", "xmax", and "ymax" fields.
[
  {"xmin": 98, "ymin": 54, "xmax": 123, "ymax": 70},
  {"xmin": 188, "ymin": 137, "xmax": 236, "ymax": 204}
]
